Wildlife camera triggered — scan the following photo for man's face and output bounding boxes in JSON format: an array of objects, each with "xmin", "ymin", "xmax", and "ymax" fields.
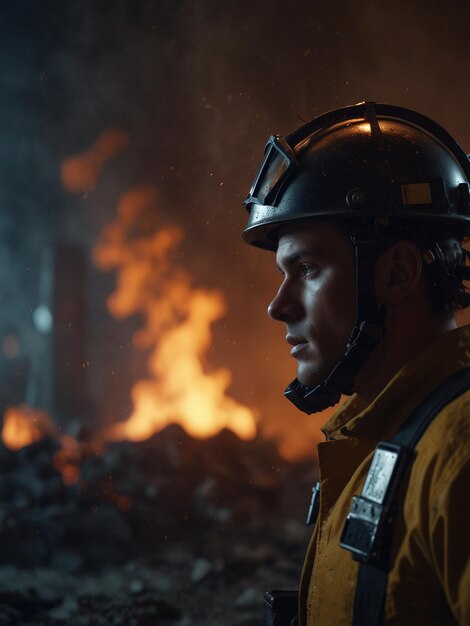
[{"xmin": 268, "ymin": 221, "xmax": 356, "ymax": 387}]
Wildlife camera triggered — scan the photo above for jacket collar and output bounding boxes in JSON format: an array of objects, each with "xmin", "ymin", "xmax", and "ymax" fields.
[{"xmin": 322, "ymin": 325, "xmax": 470, "ymax": 442}]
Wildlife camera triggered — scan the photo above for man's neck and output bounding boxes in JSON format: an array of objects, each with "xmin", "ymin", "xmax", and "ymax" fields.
[{"xmin": 354, "ymin": 311, "xmax": 457, "ymax": 408}]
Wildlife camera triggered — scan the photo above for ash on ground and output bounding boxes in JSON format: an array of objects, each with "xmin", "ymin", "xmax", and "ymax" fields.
[{"xmin": 0, "ymin": 425, "xmax": 317, "ymax": 625}]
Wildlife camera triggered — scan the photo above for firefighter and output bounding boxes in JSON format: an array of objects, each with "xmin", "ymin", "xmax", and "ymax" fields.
[{"xmin": 243, "ymin": 103, "xmax": 470, "ymax": 625}]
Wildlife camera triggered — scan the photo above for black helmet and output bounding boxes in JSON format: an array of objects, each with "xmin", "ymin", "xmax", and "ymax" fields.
[
  {"xmin": 243, "ymin": 102, "xmax": 470, "ymax": 414},
  {"xmin": 243, "ymin": 102, "xmax": 470, "ymax": 250}
]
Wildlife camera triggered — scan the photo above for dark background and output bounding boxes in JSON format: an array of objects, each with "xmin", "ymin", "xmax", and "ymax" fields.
[{"xmin": 1, "ymin": 0, "xmax": 469, "ymax": 458}]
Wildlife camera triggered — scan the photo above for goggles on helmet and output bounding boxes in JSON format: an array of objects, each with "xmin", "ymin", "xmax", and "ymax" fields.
[{"xmin": 245, "ymin": 135, "xmax": 298, "ymax": 208}]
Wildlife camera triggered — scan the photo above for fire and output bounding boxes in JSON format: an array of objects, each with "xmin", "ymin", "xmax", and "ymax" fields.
[
  {"xmin": 94, "ymin": 187, "xmax": 257, "ymax": 442},
  {"xmin": 52, "ymin": 435, "xmax": 84, "ymax": 486},
  {"xmin": 1, "ymin": 405, "xmax": 55, "ymax": 450},
  {"xmin": 1, "ymin": 406, "xmax": 89, "ymax": 485},
  {"xmin": 60, "ymin": 128, "xmax": 129, "ymax": 193}
]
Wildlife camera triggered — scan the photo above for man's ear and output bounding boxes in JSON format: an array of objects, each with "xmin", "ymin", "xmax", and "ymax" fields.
[{"xmin": 375, "ymin": 241, "xmax": 423, "ymax": 306}]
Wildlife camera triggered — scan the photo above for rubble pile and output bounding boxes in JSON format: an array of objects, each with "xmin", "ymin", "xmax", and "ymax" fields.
[{"xmin": 0, "ymin": 425, "xmax": 316, "ymax": 625}]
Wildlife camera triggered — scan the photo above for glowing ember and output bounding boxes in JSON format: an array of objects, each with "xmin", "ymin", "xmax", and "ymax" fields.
[
  {"xmin": 52, "ymin": 434, "xmax": 83, "ymax": 486},
  {"xmin": 94, "ymin": 186, "xmax": 257, "ymax": 442},
  {"xmin": 1, "ymin": 405, "xmax": 55, "ymax": 450}
]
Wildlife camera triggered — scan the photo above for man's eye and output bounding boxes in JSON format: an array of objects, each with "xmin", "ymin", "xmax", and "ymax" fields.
[{"xmin": 300, "ymin": 264, "xmax": 318, "ymax": 277}]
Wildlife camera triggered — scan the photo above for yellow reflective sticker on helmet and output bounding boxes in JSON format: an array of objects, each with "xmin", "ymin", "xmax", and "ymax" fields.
[{"xmin": 401, "ymin": 182, "xmax": 432, "ymax": 205}]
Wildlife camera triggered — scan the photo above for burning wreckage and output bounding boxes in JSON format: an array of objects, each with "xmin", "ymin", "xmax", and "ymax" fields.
[{"xmin": 0, "ymin": 413, "xmax": 313, "ymax": 625}]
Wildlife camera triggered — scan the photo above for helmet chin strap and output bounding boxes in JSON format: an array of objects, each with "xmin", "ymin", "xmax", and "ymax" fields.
[{"xmin": 284, "ymin": 221, "xmax": 387, "ymax": 414}]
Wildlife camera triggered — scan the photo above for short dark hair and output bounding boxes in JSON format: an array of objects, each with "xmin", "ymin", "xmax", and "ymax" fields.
[{"xmin": 338, "ymin": 219, "xmax": 470, "ymax": 318}]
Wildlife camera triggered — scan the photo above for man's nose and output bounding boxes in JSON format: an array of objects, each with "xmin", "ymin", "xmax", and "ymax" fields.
[{"xmin": 267, "ymin": 281, "xmax": 302, "ymax": 322}]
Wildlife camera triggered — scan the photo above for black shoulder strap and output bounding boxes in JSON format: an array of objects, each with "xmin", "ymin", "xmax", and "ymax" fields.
[
  {"xmin": 392, "ymin": 367, "xmax": 470, "ymax": 448},
  {"xmin": 351, "ymin": 367, "xmax": 470, "ymax": 626}
]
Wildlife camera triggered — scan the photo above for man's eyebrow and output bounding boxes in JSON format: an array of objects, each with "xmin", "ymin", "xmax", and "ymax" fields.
[{"xmin": 275, "ymin": 249, "xmax": 320, "ymax": 271}]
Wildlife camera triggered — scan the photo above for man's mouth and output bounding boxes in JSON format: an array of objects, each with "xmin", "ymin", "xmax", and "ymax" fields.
[
  {"xmin": 290, "ymin": 342, "xmax": 308, "ymax": 356},
  {"xmin": 286, "ymin": 335, "xmax": 309, "ymax": 357}
]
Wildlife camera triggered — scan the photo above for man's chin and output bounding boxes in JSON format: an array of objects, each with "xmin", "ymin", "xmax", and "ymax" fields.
[
  {"xmin": 297, "ymin": 355, "xmax": 341, "ymax": 388},
  {"xmin": 296, "ymin": 368, "xmax": 323, "ymax": 389}
]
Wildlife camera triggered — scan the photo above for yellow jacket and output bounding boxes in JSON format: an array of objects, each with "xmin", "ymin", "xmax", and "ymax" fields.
[{"xmin": 299, "ymin": 325, "xmax": 470, "ymax": 625}]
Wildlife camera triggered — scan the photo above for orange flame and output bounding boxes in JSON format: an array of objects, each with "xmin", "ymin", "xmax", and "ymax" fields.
[
  {"xmin": 94, "ymin": 187, "xmax": 257, "ymax": 442},
  {"xmin": 60, "ymin": 128, "xmax": 129, "ymax": 192},
  {"xmin": 1, "ymin": 406, "xmax": 85, "ymax": 485},
  {"xmin": 52, "ymin": 435, "xmax": 83, "ymax": 486},
  {"xmin": 1, "ymin": 405, "xmax": 55, "ymax": 450}
]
